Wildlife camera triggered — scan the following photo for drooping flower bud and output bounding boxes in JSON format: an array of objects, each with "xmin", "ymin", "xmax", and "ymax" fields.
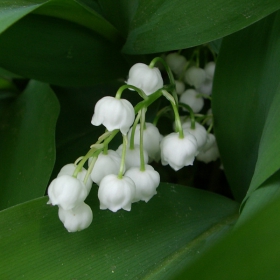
[
  {"xmin": 47, "ymin": 175, "xmax": 88, "ymax": 210},
  {"xmin": 90, "ymin": 150, "xmax": 122, "ymax": 185},
  {"xmin": 98, "ymin": 174, "xmax": 136, "ymax": 212},
  {"xmin": 197, "ymin": 133, "xmax": 220, "ymax": 163},
  {"xmin": 184, "ymin": 66, "xmax": 206, "ymax": 89},
  {"xmin": 58, "ymin": 202, "xmax": 93, "ymax": 232},
  {"xmin": 204, "ymin": 62, "xmax": 216, "ymax": 80},
  {"xmin": 57, "ymin": 164, "xmax": 92, "ymax": 195},
  {"xmin": 175, "ymin": 80, "xmax": 185, "ymax": 95},
  {"xmin": 125, "ymin": 165, "xmax": 160, "ymax": 203},
  {"xmin": 180, "ymin": 89, "xmax": 204, "ymax": 113},
  {"xmin": 197, "ymin": 78, "xmax": 213, "ymax": 96},
  {"xmin": 126, "ymin": 63, "xmax": 163, "ymax": 95},
  {"xmin": 166, "ymin": 53, "xmax": 187, "ymax": 76},
  {"xmin": 91, "ymin": 96, "xmax": 135, "ymax": 135},
  {"xmin": 181, "ymin": 121, "xmax": 208, "ymax": 152},
  {"xmin": 160, "ymin": 132, "xmax": 198, "ymax": 171}
]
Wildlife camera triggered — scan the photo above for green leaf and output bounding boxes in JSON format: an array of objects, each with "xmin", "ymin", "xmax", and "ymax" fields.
[
  {"xmin": 244, "ymin": 84, "xmax": 280, "ymax": 200},
  {"xmin": 175, "ymin": 188, "xmax": 280, "ymax": 280},
  {"xmin": 236, "ymin": 170, "xmax": 280, "ymax": 226},
  {"xmin": 0, "ymin": 80, "xmax": 59, "ymax": 210},
  {"xmin": 120, "ymin": 0, "xmax": 280, "ymax": 54},
  {"xmin": 0, "ymin": 184, "xmax": 239, "ymax": 279},
  {"xmin": 0, "ymin": 14, "xmax": 127, "ymax": 86},
  {"xmin": 212, "ymin": 11, "xmax": 280, "ymax": 201},
  {"xmin": 34, "ymin": 0, "xmax": 122, "ymax": 44},
  {"xmin": 0, "ymin": 0, "xmax": 47, "ymax": 33},
  {"xmin": 97, "ymin": 0, "xmax": 139, "ymax": 36}
]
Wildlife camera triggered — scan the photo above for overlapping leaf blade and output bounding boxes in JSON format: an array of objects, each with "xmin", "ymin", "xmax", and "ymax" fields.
[
  {"xmin": 0, "ymin": 184, "xmax": 239, "ymax": 279},
  {"xmin": 244, "ymin": 84, "xmax": 280, "ymax": 200},
  {"xmin": 212, "ymin": 11, "xmax": 280, "ymax": 201},
  {"xmin": 0, "ymin": 0, "xmax": 47, "ymax": 33},
  {"xmin": 120, "ymin": 0, "xmax": 280, "ymax": 54},
  {"xmin": 175, "ymin": 189, "xmax": 280, "ymax": 279},
  {"xmin": 0, "ymin": 80, "xmax": 59, "ymax": 210},
  {"xmin": 0, "ymin": 0, "xmax": 126, "ymax": 86}
]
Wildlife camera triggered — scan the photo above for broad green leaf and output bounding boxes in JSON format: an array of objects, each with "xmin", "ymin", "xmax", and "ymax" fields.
[
  {"xmin": 0, "ymin": 0, "xmax": 47, "ymax": 33},
  {"xmin": 34, "ymin": 0, "xmax": 122, "ymax": 44},
  {"xmin": 0, "ymin": 14, "xmax": 127, "ymax": 86},
  {"xmin": 98, "ymin": 0, "xmax": 139, "ymax": 36},
  {"xmin": 244, "ymin": 84, "xmax": 280, "ymax": 201},
  {"xmin": 212, "ymin": 11, "xmax": 280, "ymax": 201},
  {"xmin": 0, "ymin": 184, "xmax": 239, "ymax": 279},
  {"xmin": 175, "ymin": 187, "xmax": 280, "ymax": 280},
  {"xmin": 120, "ymin": 0, "xmax": 280, "ymax": 54},
  {"xmin": 0, "ymin": 80, "xmax": 59, "ymax": 210},
  {"xmin": 236, "ymin": 170, "xmax": 280, "ymax": 226}
]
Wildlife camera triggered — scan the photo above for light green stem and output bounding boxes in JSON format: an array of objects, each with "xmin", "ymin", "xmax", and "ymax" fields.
[
  {"xmin": 129, "ymin": 111, "xmax": 141, "ymax": 149},
  {"xmin": 118, "ymin": 134, "xmax": 127, "ymax": 179},
  {"xmin": 153, "ymin": 106, "xmax": 172, "ymax": 126},
  {"xmin": 149, "ymin": 57, "xmax": 179, "ymax": 105},
  {"xmin": 83, "ymin": 150, "xmax": 102, "ymax": 185},
  {"xmin": 73, "ymin": 144, "xmax": 104, "ymax": 178},
  {"xmin": 162, "ymin": 90, "xmax": 184, "ymax": 139},
  {"xmin": 149, "ymin": 57, "xmax": 175, "ymax": 85},
  {"xmin": 115, "ymin": 84, "xmax": 148, "ymax": 100},
  {"xmin": 178, "ymin": 103, "xmax": 196, "ymax": 129},
  {"xmin": 140, "ymin": 108, "xmax": 147, "ymax": 171},
  {"xmin": 207, "ymin": 123, "xmax": 213, "ymax": 133},
  {"xmin": 73, "ymin": 129, "xmax": 119, "ymax": 178}
]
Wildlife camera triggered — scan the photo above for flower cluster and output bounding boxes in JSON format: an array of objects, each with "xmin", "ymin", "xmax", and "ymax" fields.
[{"xmin": 47, "ymin": 51, "xmax": 220, "ymax": 232}]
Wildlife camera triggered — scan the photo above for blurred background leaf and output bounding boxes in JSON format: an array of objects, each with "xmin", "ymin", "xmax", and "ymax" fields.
[
  {"xmin": 212, "ymin": 11, "xmax": 280, "ymax": 202},
  {"xmin": 0, "ymin": 184, "xmax": 238, "ymax": 279},
  {"xmin": 0, "ymin": 80, "xmax": 59, "ymax": 210}
]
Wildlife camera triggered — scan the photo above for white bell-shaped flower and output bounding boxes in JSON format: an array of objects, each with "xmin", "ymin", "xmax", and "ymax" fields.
[
  {"xmin": 47, "ymin": 175, "xmax": 88, "ymax": 210},
  {"xmin": 160, "ymin": 132, "xmax": 198, "ymax": 171},
  {"xmin": 128, "ymin": 122, "xmax": 161, "ymax": 162},
  {"xmin": 197, "ymin": 133, "xmax": 220, "ymax": 163},
  {"xmin": 184, "ymin": 66, "xmax": 206, "ymax": 89},
  {"xmin": 91, "ymin": 96, "xmax": 135, "ymax": 135},
  {"xmin": 204, "ymin": 61, "xmax": 216, "ymax": 80},
  {"xmin": 98, "ymin": 174, "xmax": 136, "ymax": 212},
  {"xmin": 116, "ymin": 144, "xmax": 149, "ymax": 169},
  {"xmin": 126, "ymin": 63, "xmax": 163, "ymax": 96},
  {"xmin": 125, "ymin": 165, "xmax": 160, "ymax": 203},
  {"xmin": 58, "ymin": 202, "xmax": 93, "ymax": 232},
  {"xmin": 175, "ymin": 80, "xmax": 185, "ymax": 95},
  {"xmin": 181, "ymin": 121, "xmax": 208, "ymax": 152},
  {"xmin": 180, "ymin": 89, "xmax": 204, "ymax": 113},
  {"xmin": 166, "ymin": 53, "xmax": 187, "ymax": 76},
  {"xmin": 90, "ymin": 150, "xmax": 122, "ymax": 185},
  {"xmin": 57, "ymin": 164, "xmax": 92, "ymax": 195}
]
